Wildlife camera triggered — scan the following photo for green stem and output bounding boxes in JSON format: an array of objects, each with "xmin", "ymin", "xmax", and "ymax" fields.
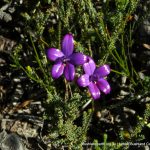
[
  {"xmin": 111, "ymin": 69, "xmax": 126, "ymax": 76},
  {"xmin": 30, "ymin": 36, "xmax": 50, "ymax": 88}
]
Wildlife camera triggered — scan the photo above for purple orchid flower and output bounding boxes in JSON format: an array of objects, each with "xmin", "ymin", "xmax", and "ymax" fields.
[
  {"xmin": 47, "ymin": 34, "xmax": 87, "ymax": 81},
  {"xmin": 77, "ymin": 57, "xmax": 111, "ymax": 100}
]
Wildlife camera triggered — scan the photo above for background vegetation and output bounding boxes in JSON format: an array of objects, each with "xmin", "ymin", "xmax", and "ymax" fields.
[{"xmin": 0, "ymin": 0, "xmax": 150, "ymax": 149}]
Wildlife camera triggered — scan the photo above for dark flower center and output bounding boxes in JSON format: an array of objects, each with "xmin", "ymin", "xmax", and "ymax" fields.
[
  {"xmin": 58, "ymin": 56, "xmax": 70, "ymax": 63},
  {"xmin": 63, "ymin": 57, "xmax": 70, "ymax": 63},
  {"xmin": 89, "ymin": 74, "xmax": 98, "ymax": 82}
]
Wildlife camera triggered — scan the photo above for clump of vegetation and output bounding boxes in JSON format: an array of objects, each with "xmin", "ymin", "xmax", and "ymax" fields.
[{"xmin": 1, "ymin": 0, "xmax": 150, "ymax": 149}]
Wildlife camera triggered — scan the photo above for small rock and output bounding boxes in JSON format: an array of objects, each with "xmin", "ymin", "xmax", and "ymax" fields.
[
  {"xmin": 13, "ymin": 78, "xmax": 21, "ymax": 83},
  {"xmin": 123, "ymin": 107, "xmax": 136, "ymax": 115},
  {"xmin": 138, "ymin": 72, "xmax": 145, "ymax": 80},
  {"xmin": 120, "ymin": 90, "xmax": 129, "ymax": 96},
  {"xmin": 0, "ymin": 131, "xmax": 25, "ymax": 150},
  {"xmin": 141, "ymin": 97, "xmax": 150, "ymax": 103},
  {"xmin": 121, "ymin": 76, "xmax": 127, "ymax": 84},
  {"xmin": 145, "ymin": 145, "xmax": 149, "ymax": 150}
]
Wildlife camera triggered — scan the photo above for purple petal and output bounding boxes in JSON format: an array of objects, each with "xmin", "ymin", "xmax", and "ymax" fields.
[
  {"xmin": 62, "ymin": 34, "xmax": 74, "ymax": 57},
  {"xmin": 64, "ymin": 63, "xmax": 75, "ymax": 81},
  {"xmin": 94, "ymin": 65, "xmax": 111, "ymax": 77},
  {"xmin": 69, "ymin": 53, "xmax": 87, "ymax": 65},
  {"xmin": 47, "ymin": 48, "xmax": 64, "ymax": 61},
  {"xmin": 97, "ymin": 78, "xmax": 111, "ymax": 94},
  {"xmin": 51, "ymin": 61, "xmax": 64, "ymax": 79},
  {"xmin": 83, "ymin": 57, "xmax": 96, "ymax": 75},
  {"xmin": 77, "ymin": 74, "xmax": 90, "ymax": 87},
  {"xmin": 88, "ymin": 82, "xmax": 100, "ymax": 100}
]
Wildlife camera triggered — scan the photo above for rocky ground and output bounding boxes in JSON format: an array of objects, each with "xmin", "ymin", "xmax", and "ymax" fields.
[{"xmin": 0, "ymin": 0, "xmax": 150, "ymax": 150}]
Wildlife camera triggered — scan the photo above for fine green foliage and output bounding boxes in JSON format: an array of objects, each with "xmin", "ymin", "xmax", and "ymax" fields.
[{"xmin": 9, "ymin": 0, "xmax": 150, "ymax": 149}]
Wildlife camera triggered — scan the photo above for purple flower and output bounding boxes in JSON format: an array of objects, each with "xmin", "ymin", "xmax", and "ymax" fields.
[
  {"xmin": 77, "ymin": 57, "xmax": 111, "ymax": 100},
  {"xmin": 47, "ymin": 34, "xmax": 87, "ymax": 81}
]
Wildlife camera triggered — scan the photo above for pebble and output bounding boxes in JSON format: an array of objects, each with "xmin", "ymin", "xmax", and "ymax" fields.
[
  {"xmin": 123, "ymin": 107, "xmax": 136, "ymax": 115},
  {"xmin": 138, "ymin": 72, "xmax": 145, "ymax": 80},
  {"xmin": 13, "ymin": 78, "xmax": 21, "ymax": 83},
  {"xmin": 120, "ymin": 90, "xmax": 129, "ymax": 96},
  {"xmin": 141, "ymin": 97, "xmax": 150, "ymax": 103},
  {"xmin": 121, "ymin": 76, "xmax": 127, "ymax": 84},
  {"xmin": 145, "ymin": 146, "xmax": 149, "ymax": 150},
  {"xmin": 0, "ymin": 131, "xmax": 25, "ymax": 150}
]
